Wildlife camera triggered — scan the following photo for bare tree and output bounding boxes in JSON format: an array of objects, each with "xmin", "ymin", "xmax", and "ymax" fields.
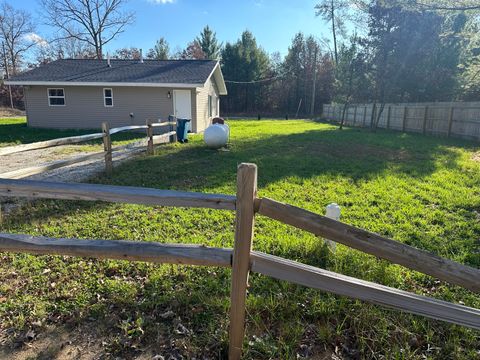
[
  {"xmin": 112, "ymin": 47, "xmax": 141, "ymax": 59},
  {"xmin": 175, "ymin": 41, "xmax": 206, "ymax": 60},
  {"xmin": 34, "ymin": 34, "xmax": 96, "ymax": 66},
  {"xmin": 40, "ymin": 0, "xmax": 135, "ymax": 59},
  {"xmin": 315, "ymin": 0, "xmax": 350, "ymax": 65},
  {"xmin": 0, "ymin": 1, "xmax": 36, "ymax": 74}
]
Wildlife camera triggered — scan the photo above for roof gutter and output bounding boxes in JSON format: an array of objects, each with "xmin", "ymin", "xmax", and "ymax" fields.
[{"xmin": 4, "ymin": 81, "xmax": 203, "ymax": 88}]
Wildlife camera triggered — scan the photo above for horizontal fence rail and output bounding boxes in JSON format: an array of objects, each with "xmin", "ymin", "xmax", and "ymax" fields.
[
  {"xmin": 0, "ymin": 121, "xmax": 175, "ymax": 157},
  {"xmin": 0, "ymin": 178, "xmax": 237, "ymax": 211},
  {"xmin": 0, "ymin": 163, "xmax": 479, "ymax": 359},
  {"xmin": 109, "ymin": 122, "xmax": 176, "ymax": 135},
  {"xmin": 256, "ymin": 197, "xmax": 480, "ymax": 293},
  {"xmin": 0, "ymin": 132, "xmax": 104, "ymax": 156},
  {"xmin": 0, "ymin": 233, "xmax": 232, "ymax": 267},
  {"xmin": 250, "ymin": 252, "xmax": 480, "ymax": 330},
  {"xmin": 0, "ymin": 120, "xmax": 178, "ymax": 179},
  {"xmin": 0, "ymin": 231, "xmax": 479, "ymax": 331},
  {"xmin": 0, "ymin": 151, "xmax": 105, "ymax": 179},
  {"xmin": 152, "ymin": 131, "xmax": 177, "ymax": 144}
]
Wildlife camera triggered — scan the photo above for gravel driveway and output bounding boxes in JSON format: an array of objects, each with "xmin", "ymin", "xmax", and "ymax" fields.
[
  {"xmin": 0, "ymin": 141, "xmax": 151, "ymax": 216},
  {"xmin": 0, "ymin": 140, "xmax": 148, "ymax": 183}
]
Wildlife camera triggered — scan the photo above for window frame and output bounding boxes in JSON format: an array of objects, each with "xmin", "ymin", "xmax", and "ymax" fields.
[
  {"xmin": 208, "ymin": 94, "xmax": 212, "ymax": 118},
  {"xmin": 47, "ymin": 88, "xmax": 65, "ymax": 107},
  {"xmin": 103, "ymin": 88, "xmax": 114, "ymax": 107}
]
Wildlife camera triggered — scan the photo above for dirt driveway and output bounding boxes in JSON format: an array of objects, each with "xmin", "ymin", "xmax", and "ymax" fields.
[{"xmin": 0, "ymin": 141, "xmax": 147, "ymax": 183}]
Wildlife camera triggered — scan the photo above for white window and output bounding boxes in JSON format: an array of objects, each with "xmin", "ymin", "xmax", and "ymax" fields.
[
  {"xmin": 104, "ymin": 88, "xmax": 113, "ymax": 107},
  {"xmin": 208, "ymin": 95, "xmax": 213, "ymax": 117},
  {"xmin": 48, "ymin": 88, "xmax": 65, "ymax": 106}
]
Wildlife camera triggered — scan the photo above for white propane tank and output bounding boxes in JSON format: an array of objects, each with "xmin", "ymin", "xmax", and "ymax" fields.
[
  {"xmin": 204, "ymin": 124, "xmax": 229, "ymax": 148},
  {"xmin": 222, "ymin": 123, "xmax": 230, "ymax": 140}
]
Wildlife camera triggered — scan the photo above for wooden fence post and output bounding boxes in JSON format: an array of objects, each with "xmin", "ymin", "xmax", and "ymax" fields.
[
  {"xmin": 229, "ymin": 163, "xmax": 257, "ymax": 360},
  {"xmin": 146, "ymin": 120, "xmax": 154, "ymax": 155},
  {"xmin": 447, "ymin": 106, "xmax": 454, "ymax": 137},
  {"xmin": 402, "ymin": 106, "xmax": 407, "ymax": 132},
  {"xmin": 363, "ymin": 106, "xmax": 367, "ymax": 127},
  {"xmin": 102, "ymin": 122, "xmax": 112, "ymax": 174},
  {"xmin": 386, "ymin": 106, "xmax": 392, "ymax": 129},
  {"xmin": 371, "ymin": 103, "xmax": 376, "ymax": 128},
  {"xmin": 422, "ymin": 106, "xmax": 429, "ymax": 135},
  {"xmin": 170, "ymin": 121, "xmax": 177, "ymax": 143},
  {"xmin": 168, "ymin": 115, "xmax": 178, "ymax": 143}
]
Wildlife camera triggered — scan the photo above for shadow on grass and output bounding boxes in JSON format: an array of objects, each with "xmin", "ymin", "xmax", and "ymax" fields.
[
  {"xmin": 94, "ymin": 126, "xmax": 477, "ymax": 192},
  {"xmin": 4, "ymin": 124, "xmax": 475, "ymax": 229},
  {"xmin": 0, "ymin": 121, "xmax": 145, "ymax": 146}
]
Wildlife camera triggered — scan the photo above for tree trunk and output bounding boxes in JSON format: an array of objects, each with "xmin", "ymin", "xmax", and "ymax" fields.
[
  {"xmin": 331, "ymin": 0, "xmax": 338, "ymax": 66},
  {"xmin": 372, "ymin": 103, "xmax": 386, "ymax": 132},
  {"xmin": 340, "ymin": 103, "xmax": 349, "ymax": 130}
]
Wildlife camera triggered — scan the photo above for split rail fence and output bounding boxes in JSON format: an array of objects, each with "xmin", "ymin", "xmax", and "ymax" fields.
[
  {"xmin": 323, "ymin": 102, "xmax": 480, "ymax": 141},
  {"xmin": 0, "ymin": 120, "xmax": 177, "ymax": 179},
  {"xmin": 0, "ymin": 163, "xmax": 478, "ymax": 359}
]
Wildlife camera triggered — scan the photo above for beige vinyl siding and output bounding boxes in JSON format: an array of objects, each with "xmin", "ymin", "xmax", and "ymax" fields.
[
  {"xmin": 194, "ymin": 79, "xmax": 220, "ymax": 133},
  {"xmin": 25, "ymin": 86, "xmax": 176, "ymax": 129}
]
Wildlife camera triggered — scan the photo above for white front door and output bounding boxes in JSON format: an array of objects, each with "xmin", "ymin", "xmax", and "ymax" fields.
[{"xmin": 173, "ymin": 90, "xmax": 192, "ymax": 119}]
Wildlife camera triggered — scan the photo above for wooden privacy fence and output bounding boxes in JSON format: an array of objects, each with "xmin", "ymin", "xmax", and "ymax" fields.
[
  {"xmin": 323, "ymin": 102, "xmax": 480, "ymax": 141},
  {"xmin": 0, "ymin": 164, "xmax": 478, "ymax": 360},
  {"xmin": 0, "ymin": 120, "xmax": 177, "ymax": 179}
]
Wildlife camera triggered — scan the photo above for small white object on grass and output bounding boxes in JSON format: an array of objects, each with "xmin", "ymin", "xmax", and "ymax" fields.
[{"xmin": 325, "ymin": 203, "xmax": 341, "ymax": 251}]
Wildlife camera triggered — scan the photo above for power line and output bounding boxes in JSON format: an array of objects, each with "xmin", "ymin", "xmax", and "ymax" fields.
[{"xmin": 224, "ymin": 70, "xmax": 295, "ymax": 84}]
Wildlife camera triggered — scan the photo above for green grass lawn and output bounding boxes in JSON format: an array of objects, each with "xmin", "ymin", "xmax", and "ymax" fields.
[
  {"xmin": 0, "ymin": 117, "xmax": 146, "ymax": 151},
  {"xmin": 0, "ymin": 119, "xmax": 479, "ymax": 359}
]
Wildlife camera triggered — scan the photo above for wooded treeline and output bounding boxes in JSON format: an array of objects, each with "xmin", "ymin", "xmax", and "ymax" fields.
[{"xmin": 2, "ymin": 0, "xmax": 480, "ymax": 116}]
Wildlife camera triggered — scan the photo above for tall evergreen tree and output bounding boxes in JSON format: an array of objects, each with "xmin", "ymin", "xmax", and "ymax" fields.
[
  {"xmin": 282, "ymin": 33, "xmax": 330, "ymax": 116},
  {"xmin": 196, "ymin": 25, "xmax": 222, "ymax": 60},
  {"xmin": 147, "ymin": 37, "xmax": 170, "ymax": 60},
  {"xmin": 221, "ymin": 31, "xmax": 270, "ymax": 113}
]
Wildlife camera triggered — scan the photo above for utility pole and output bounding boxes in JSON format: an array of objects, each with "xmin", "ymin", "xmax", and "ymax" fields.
[
  {"xmin": 2, "ymin": 42, "xmax": 13, "ymax": 109},
  {"xmin": 310, "ymin": 46, "xmax": 318, "ymax": 118}
]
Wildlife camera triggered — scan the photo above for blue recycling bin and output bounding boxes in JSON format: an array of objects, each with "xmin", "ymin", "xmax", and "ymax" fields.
[{"xmin": 176, "ymin": 118, "xmax": 191, "ymax": 143}]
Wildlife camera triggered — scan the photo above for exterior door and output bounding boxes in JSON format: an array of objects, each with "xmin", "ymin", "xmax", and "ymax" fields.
[{"xmin": 173, "ymin": 90, "xmax": 192, "ymax": 119}]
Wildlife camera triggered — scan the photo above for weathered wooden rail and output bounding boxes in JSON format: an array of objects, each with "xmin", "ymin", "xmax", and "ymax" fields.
[
  {"xmin": 0, "ymin": 163, "xmax": 478, "ymax": 360},
  {"xmin": 0, "ymin": 120, "xmax": 177, "ymax": 179},
  {"xmin": 257, "ymin": 198, "xmax": 480, "ymax": 292}
]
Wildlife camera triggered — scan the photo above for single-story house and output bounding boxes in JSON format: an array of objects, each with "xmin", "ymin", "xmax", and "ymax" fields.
[{"xmin": 6, "ymin": 58, "xmax": 227, "ymax": 132}]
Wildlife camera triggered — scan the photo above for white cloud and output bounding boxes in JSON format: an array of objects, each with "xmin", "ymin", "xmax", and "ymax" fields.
[
  {"xmin": 24, "ymin": 32, "xmax": 48, "ymax": 47},
  {"xmin": 148, "ymin": 0, "xmax": 176, "ymax": 4}
]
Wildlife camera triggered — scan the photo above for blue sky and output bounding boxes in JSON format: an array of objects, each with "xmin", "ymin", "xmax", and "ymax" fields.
[{"xmin": 16, "ymin": 0, "xmax": 328, "ymax": 57}]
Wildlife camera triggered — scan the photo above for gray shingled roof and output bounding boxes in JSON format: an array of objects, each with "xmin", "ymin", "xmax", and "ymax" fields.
[{"xmin": 9, "ymin": 59, "xmax": 218, "ymax": 84}]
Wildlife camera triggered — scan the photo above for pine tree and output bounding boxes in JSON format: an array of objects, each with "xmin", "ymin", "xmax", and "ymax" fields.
[
  {"xmin": 196, "ymin": 25, "xmax": 222, "ymax": 60},
  {"xmin": 147, "ymin": 37, "xmax": 170, "ymax": 60}
]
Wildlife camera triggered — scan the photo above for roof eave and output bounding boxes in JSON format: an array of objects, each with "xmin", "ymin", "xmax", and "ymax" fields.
[
  {"xmin": 4, "ymin": 81, "xmax": 203, "ymax": 88},
  {"xmin": 205, "ymin": 62, "xmax": 228, "ymax": 95}
]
